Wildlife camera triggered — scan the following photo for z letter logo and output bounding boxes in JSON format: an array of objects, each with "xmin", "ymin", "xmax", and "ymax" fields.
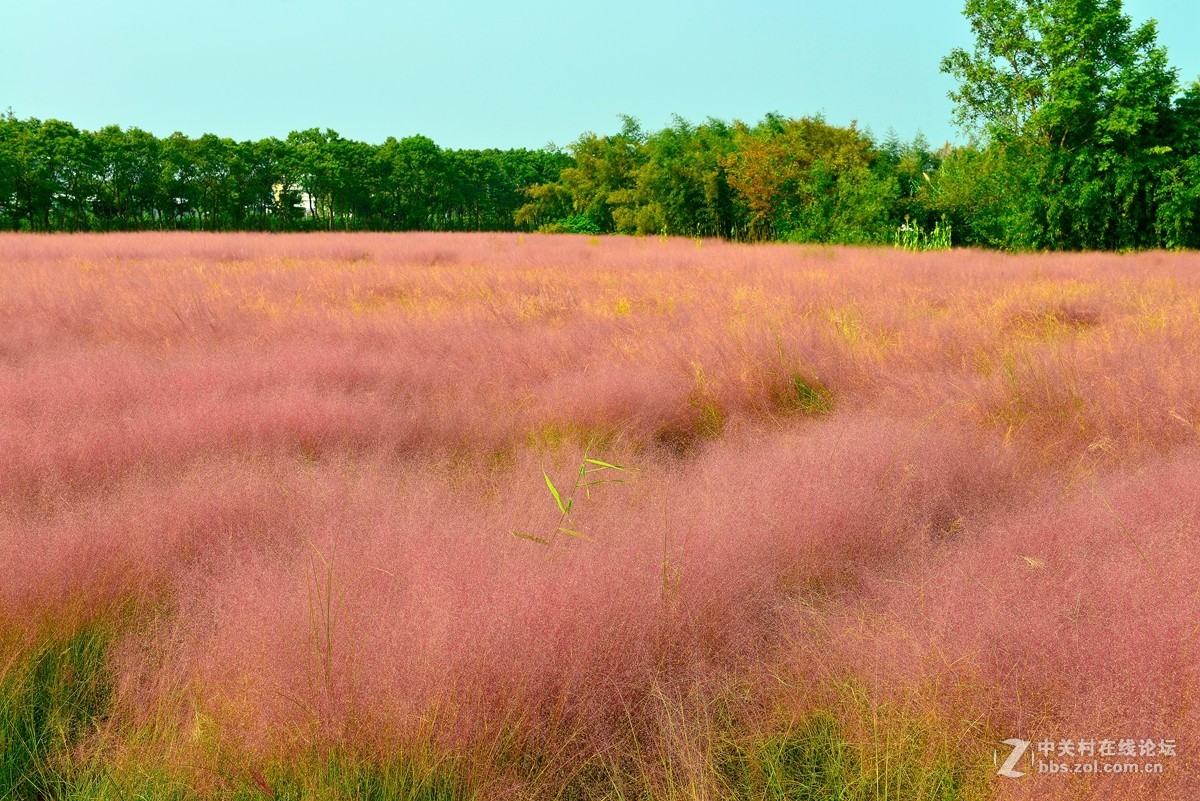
[{"xmin": 997, "ymin": 739, "xmax": 1031, "ymax": 778}]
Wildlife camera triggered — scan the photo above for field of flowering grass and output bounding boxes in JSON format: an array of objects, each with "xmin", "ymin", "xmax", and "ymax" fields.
[{"xmin": 1, "ymin": 232, "xmax": 1198, "ymax": 800}]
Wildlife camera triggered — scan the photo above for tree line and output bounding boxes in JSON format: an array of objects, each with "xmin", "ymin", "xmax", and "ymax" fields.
[
  {"xmin": 2, "ymin": 0, "xmax": 1198, "ymax": 250},
  {"xmin": 0, "ymin": 120, "xmax": 571, "ymax": 233}
]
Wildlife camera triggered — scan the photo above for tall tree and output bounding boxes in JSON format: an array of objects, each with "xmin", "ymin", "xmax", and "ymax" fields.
[
  {"xmin": 39, "ymin": 120, "xmax": 97, "ymax": 230},
  {"xmin": 723, "ymin": 115, "xmax": 893, "ymax": 243},
  {"xmin": 941, "ymin": 0, "xmax": 1179, "ymax": 249},
  {"xmin": 618, "ymin": 116, "xmax": 738, "ymax": 237},
  {"xmin": 0, "ymin": 110, "xmax": 22, "ymax": 229},
  {"xmin": 1155, "ymin": 81, "xmax": 1200, "ymax": 249},
  {"xmin": 376, "ymin": 135, "xmax": 453, "ymax": 230},
  {"xmin": 94, "ymin": 126, "xmax": 166, "ymax": 229},
  {"xmin": 556, "ymin": 116, "xmax": 646, "ymax": 233}
]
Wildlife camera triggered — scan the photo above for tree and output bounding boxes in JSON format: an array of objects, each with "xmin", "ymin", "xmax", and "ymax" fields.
[
  {"xmin": 0, "ymin": 110, "xmax": 22, "ymax": 229},
  {"xmin": 553, "ymin": 116, "xmax": 645, "ymax": 233},
  {"xmin": 941, "ymin": 0, "xmax": 1180, "ymax": 249},
  {"xmin": 286, "ymin": 128, "xmax": 346, "ymax": 228},
  {"xmin": 39, "ymin": 119, "xmax": 97, "ymax": 230},
  {"xmin": 616, "ymin": 116, "xmax": 738, "ymax": 237},
  {"xmin": 93, "ymin": 126, "xmax": 166, "ymax": 229},
  {"xmin": 232, "ymin": 137, "xmax": 286, "ymax": 230},
  {"xmin": 1155, "ymin": 81, "xmax": 1200, "ymax": 249},
  {"xmin": 723, "ymin": 115, "xmax": 894, "ymax": 243},
  {"xmin": 376, "ymin": 135, "xmax": 452, "ymax": 230},
  {"xmin": 927, "ymin": 140, "xmax": 1045, "ymax": 248}
]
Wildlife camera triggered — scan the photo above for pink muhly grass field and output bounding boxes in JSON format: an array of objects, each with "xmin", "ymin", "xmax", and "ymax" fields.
[{"xmin": 2, "ymin": 232, "xmax": 1199, "ymax": 798}]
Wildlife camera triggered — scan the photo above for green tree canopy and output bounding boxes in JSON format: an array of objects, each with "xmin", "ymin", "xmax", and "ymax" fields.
[{"xmin": 941, "ymin": 0, "xmax": 1181, "ymax": 249}]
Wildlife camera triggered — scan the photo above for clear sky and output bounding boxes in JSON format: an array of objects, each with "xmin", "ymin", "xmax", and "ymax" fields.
[{"xmin": 5, "ymin": 0, "xmax": 1199, "ymax": 151}]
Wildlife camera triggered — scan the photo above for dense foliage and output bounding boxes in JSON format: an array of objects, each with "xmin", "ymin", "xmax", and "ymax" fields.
[
  {"xmin": 938, "ymin": 0, "xmax": 1198, "ymax": 250},
  {"xmin": 0, "ymin": 111, "xmax": 946, "ymax": 244},
  {"xmin": 1, "ymin": 0, "xmax": 1197, "ymax": 249},
  {"xmin": 0, "ymin": 117, "xmax": 571, "ymax": 233}
]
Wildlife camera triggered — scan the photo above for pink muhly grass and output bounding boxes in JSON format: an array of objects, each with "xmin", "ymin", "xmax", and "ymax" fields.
[
  {"xmin": 3, "ymin": 232, "xmax": 1200, "ymax": 796},
  {"xmin": 104, "ymin": 416, "xmax": 1018, "ymax": 773},
  {"xmin": 812, "ymin": 454, "xmax": 1200, "ymax": 800}
]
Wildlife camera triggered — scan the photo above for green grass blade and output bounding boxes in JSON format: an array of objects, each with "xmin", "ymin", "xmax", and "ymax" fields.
[
  {"xmin": 543, "ymin": 471, "xmax": 566, "ymax": 514},
  {"xmin": 512, "ymin": 531, "xmax": 550, "ymax": 545},
  {"xmin": 557, "ymin": 527, "xmax": 594, "ymax": 541},
  {"xmin": 583, "ymin": 458, "xmax": 624, "ymax": 471}
]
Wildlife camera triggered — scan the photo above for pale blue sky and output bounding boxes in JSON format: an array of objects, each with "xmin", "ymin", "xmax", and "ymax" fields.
[{"xmin": 4, "ymin": 0, "xmax": 1198, "ymax": 150}]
